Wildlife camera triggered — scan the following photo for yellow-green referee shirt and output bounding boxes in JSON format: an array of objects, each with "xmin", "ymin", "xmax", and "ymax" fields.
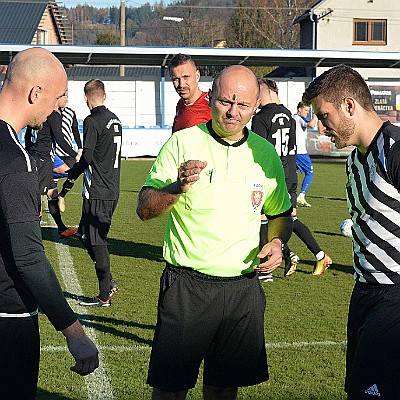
[{"xmin": 144, "ymin": 122, "xmax": 292, "ymax": 277}]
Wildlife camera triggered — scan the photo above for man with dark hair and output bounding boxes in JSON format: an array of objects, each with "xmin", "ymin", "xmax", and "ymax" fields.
[
  {"xmin": 169, "ymin": 53, "xmax": 212, "ymax": 132},
  {"xmin": 0, "ymin": 47, "xmax": 98, "ymax": 400},
  {"xmin": 252, "ymin": 78, "xmax": 332, "ymax": 277},
  {"xmin": 137, "ymin": 65, "xmax": 293, "ymax": 400},
  {"xmin": 67, "ymin": 79, "xmax": 122, "ymax": 307},
  {"xmin": 303, "ymin": 64, "xmax": 400, "ymax": 399}
]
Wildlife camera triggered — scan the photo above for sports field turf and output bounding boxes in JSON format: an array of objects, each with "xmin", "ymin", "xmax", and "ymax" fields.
[{"xmin": 38, "ymin": 159, "xmax": 353, "ymax": 400}]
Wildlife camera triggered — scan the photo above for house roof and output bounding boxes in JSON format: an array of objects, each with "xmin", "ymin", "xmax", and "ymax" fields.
[
  {"xmin": 67, "ymin": 66, "xmax": 163, "ymax": 78},
  {"xmin": 0, "ymin": 0, "xmax": 48, "ymax": 44},
  {"xmin": 293, "ymin": 0, "xmax": 327, "ymax": 24}
]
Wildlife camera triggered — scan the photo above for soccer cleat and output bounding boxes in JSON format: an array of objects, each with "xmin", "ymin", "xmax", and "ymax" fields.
[
  {"xmin": 285, "ymin": 252, "xmax": 300, "ymax": 277},
  {"xmin": 59, "ymin": 227, "xmax": 78, "ymax": 238},
  {"xmin": 79, "ymin": 297, "xmax": 111, "ymax": 307},
  {"xmin": 58, "ymin": 196, "xmax": 66, "ymax": 213},
  {"xmin": 297, "ymin": 198, "xmax": 311, "ymax": 208},
  {"xmin": 312, "ymin": 254, "xmax": 332, "ymax": 276},
  {"xmin": 110, "ymin": 278, "xmax": 120, "ymax": 297},
  {"xmin": 258, "ymin": 272, "xmax": 273, "ymax": 283}
]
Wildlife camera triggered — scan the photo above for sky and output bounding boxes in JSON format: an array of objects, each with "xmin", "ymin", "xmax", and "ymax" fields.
[{"xmin": 61, "ymin": 0, "xmax": 173, "ymax": 8}]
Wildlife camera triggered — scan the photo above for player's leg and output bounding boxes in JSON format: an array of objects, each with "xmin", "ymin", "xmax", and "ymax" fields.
[
  {"xmin": 296, "ymin": 154, "xmax": 313, "ymax": 207},
  {"xmin": 53, "ymin": 155, "xmax": 71, "ymax": 212},
  {"xmin": 292, "ymin": 217, "xmax": 332, "ymax": 275},
  {"xmin": 346, "ymin": 283, "xmax": 400, "ymax": 400},
  {"xmin": 0, "ymin": 315, "xmax": 40, "ymax": 399},
  {"xmin": 79, "ymin": 199, "xmax": 118, "ymax": 306}
]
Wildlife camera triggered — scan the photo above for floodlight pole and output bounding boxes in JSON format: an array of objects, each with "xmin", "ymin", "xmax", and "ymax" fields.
[{"xmin": 120, "ymin": 0, "xmax": 126, "ymax": 77}]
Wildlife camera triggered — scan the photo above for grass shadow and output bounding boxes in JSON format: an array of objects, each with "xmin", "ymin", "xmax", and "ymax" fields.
[
  {"xmin": 62, "ymin": 291, "xmax": 155, "ymax": 346},
  {"xmin": 78, "ymin": 312, "xmax": 154, "ymax": 346},
  {"xmin": 40, "ymin": 227, "xmax": 164, "ymax": 262},
  {"xmin": 36, "ymin": 388, "xmax": 75, "ymax": 400}
]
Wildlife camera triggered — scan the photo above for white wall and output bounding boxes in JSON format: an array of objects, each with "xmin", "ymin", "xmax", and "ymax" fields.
[
  {"xmin": 67, "ymin": 77, "xmax": 213, "ymax": 129},
  {"xmin": 314, "ymin": 0, "xmax": 400, "ymax": 79}
]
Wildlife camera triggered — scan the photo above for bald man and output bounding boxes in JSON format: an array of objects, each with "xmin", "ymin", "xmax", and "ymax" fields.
[
  {"xmin": 137, "ymin": 65, "xmax": 293, "ymax": 400},
  {"xmin": 0, "ymin": 47, "xmax": 98, "ymax": 399}
]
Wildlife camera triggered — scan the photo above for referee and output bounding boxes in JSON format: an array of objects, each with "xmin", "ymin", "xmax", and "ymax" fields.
[{"xmin": 67, "ymin": 79, "xmax": 122, "ymax": 307}]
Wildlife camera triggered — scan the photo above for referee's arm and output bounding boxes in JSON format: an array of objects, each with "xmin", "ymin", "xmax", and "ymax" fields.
[{"xmin": 136, "ymin": 160, "xmax": 207, "ymax": 221}]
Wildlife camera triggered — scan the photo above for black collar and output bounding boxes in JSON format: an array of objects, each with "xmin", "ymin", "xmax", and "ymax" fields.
[{"xmin": 206, "ymin": 120, "xmax": 248, "ymax": 147}]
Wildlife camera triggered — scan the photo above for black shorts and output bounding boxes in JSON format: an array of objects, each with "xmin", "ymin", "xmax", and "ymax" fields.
[
  {"xmin": 34, "ymin": 156, "xmax": 56, "ymax": 195},
  {"xmin": 346, "ymin": 282, "xmax": 400, "ymax": 400},
  {"xmin": 78, "ymin": 198, "xmax": 118, "ymax": 246},
  {"xmin": 147, "ymin": 265, "xmax": 269, "ymax": 392},
  {"xmin": 0, "ymin": 315, "xmax": 40, "ymax": 399}
]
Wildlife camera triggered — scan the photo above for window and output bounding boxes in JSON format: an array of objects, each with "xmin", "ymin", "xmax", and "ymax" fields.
[
  {"xmin": 36, "ymin": 29, "xmax": 47, "ymax": 44},
  {"xmin": 353, "ymin": 19, "xmax": 386, "ymax": 45}
]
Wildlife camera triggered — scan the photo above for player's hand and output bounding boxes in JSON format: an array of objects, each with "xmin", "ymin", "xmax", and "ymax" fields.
[
  {"xmin": 177, "ymin": 160, "xmax": 207, "ymax": 193},
  {"xmin": 254, "ymin": 238, "xmax": 283, "ymax": 274},
  {"xmin": 62, "ymin": 321, "xmax": 99, "ymax": 376},
  {"xmin": 76, "ymin": 149, "xmax": 83, "ymax": 162}
]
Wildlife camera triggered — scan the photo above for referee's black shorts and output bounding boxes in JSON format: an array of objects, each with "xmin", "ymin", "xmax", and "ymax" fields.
[
  {"xmin": 346, "ymin": 281, "xmax": 400, "ymax": 400},
  {"xmin": 147, "ymin": 265, "xmax": 269, "ymax": 392}
]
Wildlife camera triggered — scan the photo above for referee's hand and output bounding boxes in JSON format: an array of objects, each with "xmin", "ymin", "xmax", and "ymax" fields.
[{"xmin": 177, "ymin": 160, "xmax": 207, "ymax": 193}]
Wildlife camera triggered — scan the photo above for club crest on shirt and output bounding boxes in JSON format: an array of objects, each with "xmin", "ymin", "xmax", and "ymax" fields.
[{"xmin": 251, "ymin": 184, "xmax": 264, "ymax": 211}]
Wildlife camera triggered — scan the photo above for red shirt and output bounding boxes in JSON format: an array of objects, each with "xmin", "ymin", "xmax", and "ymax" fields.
[{"xmin": 172, "ymin": 91, "xmax": 212, "ymax": 133}]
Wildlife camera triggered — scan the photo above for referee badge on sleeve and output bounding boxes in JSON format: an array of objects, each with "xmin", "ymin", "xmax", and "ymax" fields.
[{"xmin": 251, "ymin": 184, "xmax": 264, "ymax": 211}]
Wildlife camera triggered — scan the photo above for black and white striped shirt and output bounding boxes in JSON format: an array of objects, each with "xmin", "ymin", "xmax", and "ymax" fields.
[
  {"xmin": 347, "ymin": 121, "xmax": 400, "ymax": 284},
  {"xmin": 55, "ymin": 106, "xmax": 82, "ymax": 157}
]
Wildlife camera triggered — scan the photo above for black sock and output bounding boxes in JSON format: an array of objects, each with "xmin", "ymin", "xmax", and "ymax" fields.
[
  {"xmin": 92, "ymin": 245, "xmax": 111, "ymax": 301},
  {"xmin": 293, "ymin": 218, "xmax": 321, "ymax": 256},
  {"xmin": 48, "ymin": 199, "xmax": 66, "ymax": 232}
]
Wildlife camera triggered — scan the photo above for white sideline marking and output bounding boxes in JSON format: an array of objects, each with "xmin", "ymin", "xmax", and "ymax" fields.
[
  {"xmin": 46, "ymin": 216, "xmax": 114, "ymax": 400},
  {"xmin": 41, "ymin": 340, "xmax": 347, "ymax": 353}
]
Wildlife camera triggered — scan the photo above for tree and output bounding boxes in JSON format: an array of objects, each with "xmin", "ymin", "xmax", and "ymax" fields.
[
  {"xmin": 96, "ymin": 31, "xmax": 117, "ymax": 45},
  {"xmin": 226, "ymin": 0, "xmax": 315, "ymax": 49}
]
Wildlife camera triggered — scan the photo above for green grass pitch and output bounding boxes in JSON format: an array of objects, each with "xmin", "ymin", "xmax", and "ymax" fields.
[{"xmin": 37, "ymin": 159, "xmax": 353, "ymax": 400}]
